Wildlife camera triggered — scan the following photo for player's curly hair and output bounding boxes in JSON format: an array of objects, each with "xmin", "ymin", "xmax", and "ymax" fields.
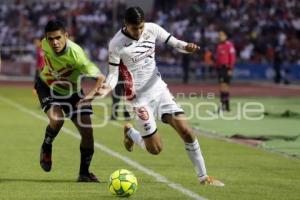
[{"xmin": 124, "ymin": 6, "xmax": 145, "ymax": 25}]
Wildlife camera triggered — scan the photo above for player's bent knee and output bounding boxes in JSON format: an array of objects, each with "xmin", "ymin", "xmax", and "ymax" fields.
[
  {"xmin": 147, "ymin": 146, "xmax": 162, "ymax": 155},
  {"xmin": 50, "ymin": 119, "xmax": 64, "ymax": 130},
  {"xmin": 146, "ymin": 143, "xmax": 163, "ymax": 155},
  {"xmin": 143, "ymin": 130, "xmax": 162, "ymax": 155}
]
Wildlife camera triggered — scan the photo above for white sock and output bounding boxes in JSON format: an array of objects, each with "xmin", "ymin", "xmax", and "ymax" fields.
[
  {"xmin": 185, "ymin": 139, "xmax": 207, "ymax": 181},
  {"xmin": 127, "ymin": 127, "xmax": 145, "ymax": 149}
]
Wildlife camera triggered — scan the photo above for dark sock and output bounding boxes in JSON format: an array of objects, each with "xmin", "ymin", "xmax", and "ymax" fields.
[
  {"xmin": 220, "ymin": 92, "xmax": 230, "ymax": 111},
  {"xmin": 113, "ymin": 105, "xmax": 119, "ymax": 118},
  {"xmin": 124, "ymin": 107, "xmax": 131, "ymax": 119},
  {"xmin": 79, "ymin": 147, "xmax": 94, "ymax": 175},
  {"xmin": 225, "ymin": 92, "xmax": 230, "ymax": 111},
  {"xmin": 42, "ymin": 125, "xmax": 59, "ymax": 151}
]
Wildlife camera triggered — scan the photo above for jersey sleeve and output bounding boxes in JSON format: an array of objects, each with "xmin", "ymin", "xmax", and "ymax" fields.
[
  {"xmin": 150, "ymin": 23, "xmax": 172, "ymax": 44},
  {"xmin": 108, "ymin": 39, "xmax": 121, "ymax": 66},
  {"xmin": 107, "ymin": 39, "xmax": 120, "ymax": 89},
  {"xmin": 150, "ymin": 23, "xmax": 188, "ymax": 53},
  {"xmin": 75, "ymin": 48, "xmax": 100, "ymax": 78}
]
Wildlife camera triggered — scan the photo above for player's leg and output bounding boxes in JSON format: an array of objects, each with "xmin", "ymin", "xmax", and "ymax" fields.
[
  {"xmin": 123, "ymin": 105, "xmax": 131, "ymax": 120},
  {"xmin": 159, "ymin": 88, "xmax": 224, "ymax": 186},
  {"xmin": 111, "ymin": 84, "xmax": 121, "ymax": 120},
  {"xmin": 162, "ymin": 114, "xmax": 207, "ymax": 178},
  {"xmin": 218, "ymin": 66, "xmax": 231, "ymax": 112},
  {"xmin": 122, "ymin": 93, "xmax": 131, "ymax": 120},
  {"xmin": 163, "ymin": 113, "xmax": 224, "ymax": 186},
  {"xmin": 224, "ymin": 68, "xmax": 232, "ymax": 111},
  {"xmin": 45, "ymin": 105, "xmax": 64, "ymax": 145},
  {"xmin": 113, "ymin": 81, "xmax": 131, "ymax": 120},
  {"xmin": 124, "ymin": 106, "xmax": 162, "ymax": 155},
  {"xmin": 124, "ymin": 124, "xmax": 162, "ymax": 155},
  {"xmin": 39, "ymin": 105, "xmax": 64, "ymax": 172},
  {"xmin": 35, "ymin": 77, "xmax": 63, "ymax": 172},
  {"xmin": 71, "ymin": 114, "xmax": 99, "ymax": 182},
  {"xmin": 69, "ymin": 90, "xmax": 99, "ymax": 182},
  {"xmin": 32, "ymin": 69, "xmax": 40, "ymax": 95},
  {"xmin": 220, "ymin": 82, "xmax": 229, "ymax": 111}
]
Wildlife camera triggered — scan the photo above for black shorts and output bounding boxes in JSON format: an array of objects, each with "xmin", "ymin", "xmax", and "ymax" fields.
[
  {"xmin": 34, "ymin": 78, "xmax": 92, "ymax": 119},
  {"xmin": 217, "ymin": 65, "xmax": 232, "ymax": 84}
]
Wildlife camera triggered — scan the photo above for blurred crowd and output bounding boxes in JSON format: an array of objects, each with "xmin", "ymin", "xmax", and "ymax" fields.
[
  {"xmin": 0, "ymin": 0, "xmax": 300, "ymax": 67},
  {"xmin": 0, "ymin": 0, "xmax": 126, "ymax": 62},
  {"xmin": 153, "ymin": 0, "xmax": 300, "ymax": 66}
]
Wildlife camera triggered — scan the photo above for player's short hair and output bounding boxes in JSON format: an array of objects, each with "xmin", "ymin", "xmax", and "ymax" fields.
[
  {"xmin": 219, "ymin": 30, "xmax": 226, "ymax": 35},
  {"xmin": 124, "ymin": 6, "xmax": 145, "ymax": 25},
  {"xmin": 219, "ymin": 29, "xmax": 231, "ymax": 38},
  {"xmin": 44, "ymin": 20, "xmax": 66, "ymax": 33}
]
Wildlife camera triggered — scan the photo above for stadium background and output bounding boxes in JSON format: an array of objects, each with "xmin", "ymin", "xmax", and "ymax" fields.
[
  {"xmin": 1, "ymin": 0, "xmax": 300, "ymax": 81},
  {"xmin": 0, "ymin": 0, "xmax": 300, "ymax": 200}
]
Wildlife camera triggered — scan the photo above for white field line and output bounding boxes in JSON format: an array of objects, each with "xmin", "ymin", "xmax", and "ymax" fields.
[
  {"xmin": 0, "ymin": 95, "xmax": 206, "ymax": 200},
  {"xmin": 253, "ymin": 81, "xmax": 300, "ymax": 90}
]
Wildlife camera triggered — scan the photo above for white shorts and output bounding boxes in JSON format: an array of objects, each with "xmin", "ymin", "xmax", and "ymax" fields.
[{"xmin": 131, "ymin": 87, "xmax": 184, "ymax": 138}]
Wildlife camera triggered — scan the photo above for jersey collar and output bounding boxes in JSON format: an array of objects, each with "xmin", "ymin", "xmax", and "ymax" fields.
[{"xmin": 121, "ymin": 27, "xmax": 139, "ymax": 41}]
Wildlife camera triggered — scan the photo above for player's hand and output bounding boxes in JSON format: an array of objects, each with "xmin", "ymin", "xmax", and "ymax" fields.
[
  {"xmin": 97, "ymin": 83, "xmax": 111, "ymax": 97},
  {"xmin": 77, "ymin": 97, "xmax": 93, "ymax": 107},
  {"xmin": 185, "ymin": 43, "xmax": 200, "ymax": 53}
]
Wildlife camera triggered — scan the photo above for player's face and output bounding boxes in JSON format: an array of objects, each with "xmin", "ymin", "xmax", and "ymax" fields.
[
  {"xmin": 219, "ymin": 31, "xmax": 227, "ymax": 43},
  {"xmin": 34, "ymin": 39, "xmax": 41, "ymax": 48},
  {"xmin": 126, "ymin": 22, "xmax": 145, "ymax": 40},
  {"xmin": 46, "ymin": 30, "xmax": 68, "ymax": 53}
]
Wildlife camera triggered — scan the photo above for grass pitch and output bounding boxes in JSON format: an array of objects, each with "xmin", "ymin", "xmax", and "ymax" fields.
[{"xmin": 0, "ymin": 87, "xmax": 300, "ymax": 200}]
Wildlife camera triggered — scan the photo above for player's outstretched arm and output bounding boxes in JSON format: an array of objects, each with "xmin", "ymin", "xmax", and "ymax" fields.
[
  {"xmin": 97, "ymin": 63, "xmax": 119, "ymax": 97},
  {"xmin": 77, "ymin": 74, "xmax": 105, "ymax": 106},
  {"xmin": 167, "ymin": 36, "xmax": 200, "ymax": 54},
  {"xmin": 153, "ymin": 23, "xmax": 200, "ymax": 54}
]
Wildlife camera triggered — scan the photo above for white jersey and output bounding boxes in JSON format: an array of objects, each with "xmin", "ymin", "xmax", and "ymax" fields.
[{"xmin": 107, "ymin": 22, "xmax": 188, "ymax": 103}]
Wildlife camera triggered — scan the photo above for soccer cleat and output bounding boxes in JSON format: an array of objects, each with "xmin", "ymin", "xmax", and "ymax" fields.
[
  {"xmin": 77, "ymin": 172, "xmax": 100, "ymax": 183},
  {"xmin": 123, "ymin": 123, "xmax": 134, "ymax": 152},
  {"xmin": 40, "ymin": 144, "xmax": 52, "ymax": 172},
  {"xmin": 200, "ymin": 176, "xmax": 225, "ymax": 187}
]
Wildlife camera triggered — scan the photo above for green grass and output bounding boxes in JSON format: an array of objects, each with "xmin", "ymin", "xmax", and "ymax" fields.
[
  {"xmin": 184, "ymin": 97, "xmax": 300, "ymax": 137},
  {"xmin": 181, "ymin": 96, "xmax": 300, "ymax": 156},
  {"xmin": 1, "ymin": 87, "xmax": 300, "ymax": 200}
]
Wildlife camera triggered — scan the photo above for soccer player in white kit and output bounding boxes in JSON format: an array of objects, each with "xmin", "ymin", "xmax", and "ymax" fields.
[{"xmin": 100, "ymin": 7, "xmax": 224, "ymax": 186}]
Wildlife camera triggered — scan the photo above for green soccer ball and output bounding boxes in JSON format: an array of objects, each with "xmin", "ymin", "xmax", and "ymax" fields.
[{"xmin": 108, "ymin": 169, "xmax": 138, "ymax": 197}]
